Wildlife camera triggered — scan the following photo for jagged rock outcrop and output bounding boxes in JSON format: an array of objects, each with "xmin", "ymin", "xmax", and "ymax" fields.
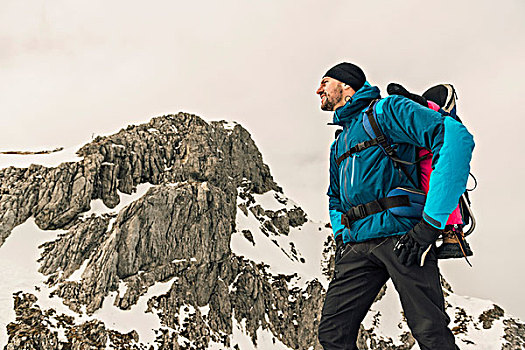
[
  {"xmin": 0, "ymin": 114, "xmax": 278, "ymax": 248},
  {"xmin": 5, "ymin": 292, "xmax": 141, "ymax": 350},
  {"xmin": 146, "ymin": 257, "xmax": 324, "ymax": 349},
  {"xmin": 41, "ymin": 181, "xmax": 235, "ymax": 314}
]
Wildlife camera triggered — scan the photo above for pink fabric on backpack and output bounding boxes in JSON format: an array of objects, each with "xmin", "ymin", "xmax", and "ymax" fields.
[
  {"xmin": 418, "ymin": 141, "xmax": 463, "ymax": 225},
  {"xmin": 427, "ymin": 100, "xmax": 440, "ymax": 111}
]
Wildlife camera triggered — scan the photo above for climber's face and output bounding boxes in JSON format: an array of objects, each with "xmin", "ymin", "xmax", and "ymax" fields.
[{"xmin": 316, "ymin": 77, "xmax": 355, "ymax": 111}]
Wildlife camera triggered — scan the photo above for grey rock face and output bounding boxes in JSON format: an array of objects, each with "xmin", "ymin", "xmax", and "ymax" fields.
[
  {"xmin": 147, "ymin": 257, "xmax": 324, "ymax": 349},
  {"xmin": 38, "ymin": 215, "xmax": 112, "ymax": 284},
  {"xmin": 41, "ymin": 181, "xmax": 235, "ymax": 315},
  {"xmin": 5, "ymin": 292, "xmax": 141, "ymax": 350},
  {"xmin": 1, "ymin": 113, "xmax": 324, "ymax": 349},
  {"xmin": 0, "ymin": 114, "xmax": 278, "ymax": 248}
]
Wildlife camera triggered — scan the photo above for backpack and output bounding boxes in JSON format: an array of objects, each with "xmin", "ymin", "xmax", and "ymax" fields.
[{"xmin": 364, "ymin": 83, "xmax": 477, "ymax": 238}]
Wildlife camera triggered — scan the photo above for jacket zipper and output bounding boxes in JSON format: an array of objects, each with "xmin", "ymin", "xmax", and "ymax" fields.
[
  {"xmin": 341, "ymin": 128, "xmax": 349, "ymax": 204},
  {"xmin": 351, "ymin": 155, "xmax": 356, "ymax": 187}
]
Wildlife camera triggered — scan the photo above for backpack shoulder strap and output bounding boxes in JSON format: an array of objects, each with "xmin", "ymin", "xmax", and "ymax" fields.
[
  {"xmin": 362, "ymin": 98, "xmax": 421, "ymax": 189},
  {"xmin": 363, "ymin": 99, "xmax": 395, "ymax": 157}
]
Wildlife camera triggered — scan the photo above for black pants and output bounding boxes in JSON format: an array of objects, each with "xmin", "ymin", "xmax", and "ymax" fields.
[{"xmin": 318, "ymin": 236, "xmax": 456, "ymax": 350}]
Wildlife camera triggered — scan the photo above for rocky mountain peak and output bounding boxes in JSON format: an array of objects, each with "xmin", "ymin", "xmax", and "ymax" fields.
[{"xmin": 0, "ymin": 113, "xmax": 278, "ymax": 245}]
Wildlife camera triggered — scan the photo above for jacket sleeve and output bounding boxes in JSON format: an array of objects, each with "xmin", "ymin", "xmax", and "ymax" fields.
[
  {"xmin": 378, "ymin": 95, "xmax": 475, "ymax": 229},
  {"xmin": 327, "ymin": 139, "xmax": 348, "ymax": 238}
]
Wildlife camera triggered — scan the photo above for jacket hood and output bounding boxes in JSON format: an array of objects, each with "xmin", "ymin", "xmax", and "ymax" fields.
[{"xmin": 332, "ymin": 82, "xmax": 381, "ymax": 125}]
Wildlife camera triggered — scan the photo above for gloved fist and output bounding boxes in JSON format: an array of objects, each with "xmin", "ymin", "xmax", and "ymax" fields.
[{"xmin": 393, "ymin": 219, "xmax": 442, "ymax": 267}]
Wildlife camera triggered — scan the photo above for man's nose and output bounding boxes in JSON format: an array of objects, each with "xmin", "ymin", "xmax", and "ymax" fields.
[{"xmin": 316, "ymin": 86, "xmax": 323, "ymax": 95}]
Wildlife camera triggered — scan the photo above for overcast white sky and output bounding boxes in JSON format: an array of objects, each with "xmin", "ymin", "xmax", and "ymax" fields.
[{"xmin": 1, "ymin": 0, "xmax": 525, "ymax": 319}]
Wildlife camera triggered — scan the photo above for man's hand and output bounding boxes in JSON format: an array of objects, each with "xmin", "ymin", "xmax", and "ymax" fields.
[{"xmin": 393, "ymin": 219, "xmax": 442, "ymax": 267}]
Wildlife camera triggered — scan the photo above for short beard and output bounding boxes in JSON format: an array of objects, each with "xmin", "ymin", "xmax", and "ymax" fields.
[{"xmin": 321, "ymin": 85, "xmax": 343, "ymax": 111}]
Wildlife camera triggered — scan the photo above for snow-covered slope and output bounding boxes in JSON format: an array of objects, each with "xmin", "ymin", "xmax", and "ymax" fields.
[{"xmin": 231, "ymin": 187, "xmax": 329, "ymax": 287}]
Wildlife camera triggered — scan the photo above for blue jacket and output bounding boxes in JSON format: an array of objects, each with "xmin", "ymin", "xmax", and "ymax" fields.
[{"xmin": 328, "ymin": 82, "xmax": 475, "ymax": 243}]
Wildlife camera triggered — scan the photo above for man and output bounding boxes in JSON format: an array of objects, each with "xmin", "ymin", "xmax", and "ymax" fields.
[{"xmin": 316, "ymin": 62, "xmax": 474, "ymax": 350}]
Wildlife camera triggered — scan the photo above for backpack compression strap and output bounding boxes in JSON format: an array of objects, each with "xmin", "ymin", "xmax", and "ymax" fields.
[{"xmin": 342, "ymin": 195, "xmax": 410, "ymax": 228}]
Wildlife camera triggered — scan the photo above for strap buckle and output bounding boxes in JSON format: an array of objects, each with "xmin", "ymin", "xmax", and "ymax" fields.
[
  {"xmin": 350, "ymin": 204, "xmax": 367, "ymax": 220},
  {"xmin": 342, "ymin": 204, "xmax": 368, "ymax": 228},
  {"xmin": 376, "ymin": 134, "xmax": 386, "ymax": 144},
  {"xmin": 375, "ymin": 134, "xmax": 395, "ymax": 155},
  {"xmin": 341, "ymin": 214, "xmax": 351, "ymax": 228}
]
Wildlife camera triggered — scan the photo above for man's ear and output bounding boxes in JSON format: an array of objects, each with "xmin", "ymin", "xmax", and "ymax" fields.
[{"xmin": 343, "ymin": 84, "xmax": 356, "ymax": 96}]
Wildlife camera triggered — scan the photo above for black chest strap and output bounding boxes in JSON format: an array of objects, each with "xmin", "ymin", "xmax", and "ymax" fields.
[{"xmin": 336, "ymin": 139, "xmax": 378, "ymax": 166}]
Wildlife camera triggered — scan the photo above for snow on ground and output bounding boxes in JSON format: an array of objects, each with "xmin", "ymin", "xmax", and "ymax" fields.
[
  {"xmin": 0, "ymin": 183, "xmax": 158, "ymax": 348},
  {"xmin": 360, "ymin": 279, "xmax": 511, "ymax": 350},
  {"xmin": 0, "ymin": 218, "xmax": 63, "ymax": 347},
  {"xmin": 0, "ymin": 144, "xmax": 84, "ymax": 169},
  {"xmin": 0, "ymin": 216, "xmax": 186, "ymax": 348},
  {"xmin": 0, "ymin": 216, "xmax": 181, "ymax": 348},
  {"xmin": 65, "ymin": 259, "xmax": 90, "ymax": 282},
  {"xmin": 362, "ymin": 280, "xmax": 410, "ymax": 347},
  {"xmin": 250, "ymin": 190, "xmax": 299, "ymax": 211},
  {"xmin": 81, "ymin": 183, "xmax": 153, "ymax": 218},
  {"xmin": 221, "ymin": 121, "xmax": 238, "ymax": 131},
  {"xmin": 208, "ymin": 316, "xmax": 293, "ymax": 350},
  {"xmin": 95, "ymin": 276, "xmax": 178, "ymax": 345},
  {"xmin": 446, "ymin": 293, "xmax": 506, "ymax": 349},
  {"xmin": 231, "ymin": 188, "xmax": 331, "ymax": 288}
]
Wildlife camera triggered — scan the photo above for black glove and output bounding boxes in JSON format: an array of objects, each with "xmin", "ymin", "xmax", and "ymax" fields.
[{"xmin": 393, "ymin": 219, "xmax": 442, "ymax": 267}]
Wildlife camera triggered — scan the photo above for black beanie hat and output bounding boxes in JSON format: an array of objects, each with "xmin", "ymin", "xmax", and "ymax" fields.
[{"xmin": 323, "ymin": 62, "xmax": 366, "ymax": 92}]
